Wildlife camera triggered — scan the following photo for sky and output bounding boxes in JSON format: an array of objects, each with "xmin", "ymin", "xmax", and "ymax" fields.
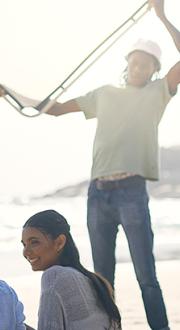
[{"xmin": 0, "ymin": 0, "xmax": 179, "ymax": 198}]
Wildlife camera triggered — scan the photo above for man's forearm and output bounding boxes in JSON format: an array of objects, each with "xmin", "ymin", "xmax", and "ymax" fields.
[
  {"xmin": 45, "ymin": 99, "xmax": 81, "ymax": 116},
  {"xmin": 160, "ymin": 16, "xmax": 180, "ymax": 52},
  {"xmin": 149, "ymin": 0, "xmax": 180, "ymax": 52}
]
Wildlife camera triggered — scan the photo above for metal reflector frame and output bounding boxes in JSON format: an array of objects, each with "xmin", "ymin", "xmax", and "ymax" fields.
[{"xmin": 0, "ymin": 0, "xmax": 148, "ymax": 116}]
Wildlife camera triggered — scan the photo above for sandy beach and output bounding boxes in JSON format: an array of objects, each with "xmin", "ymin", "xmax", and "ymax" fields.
[
  {"xmin": 115, "ymin": 261, "xmax": 180, "ymax": 330},
  {"xmin": 5, "ymin": 259, "xmax": 180, "ymax": 330}
]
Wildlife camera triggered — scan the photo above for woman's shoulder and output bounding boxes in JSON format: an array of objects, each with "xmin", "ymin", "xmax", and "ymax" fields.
[
  {"xmin": 42, "ymin": 265, "xmax": 81, "ymax": 277},
  {"xmin": 41, "ymin": 266, "xmax": 85, "ymax": 290}
]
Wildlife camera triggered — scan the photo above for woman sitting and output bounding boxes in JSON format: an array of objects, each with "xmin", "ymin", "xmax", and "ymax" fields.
[{"xmin": 21, "ymin": 209, "xmax": 121, "ymax": 330}]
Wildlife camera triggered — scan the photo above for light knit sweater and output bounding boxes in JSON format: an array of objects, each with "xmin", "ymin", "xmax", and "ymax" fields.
[{"xmin": 37, "ymin": 265, "xmax": 117, "ymax": 330}]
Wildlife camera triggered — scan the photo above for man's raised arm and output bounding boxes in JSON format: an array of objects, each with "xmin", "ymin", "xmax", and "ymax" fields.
[{"xmin": 149, "ymin": 0, "xmax": 180, "ymax": 52}]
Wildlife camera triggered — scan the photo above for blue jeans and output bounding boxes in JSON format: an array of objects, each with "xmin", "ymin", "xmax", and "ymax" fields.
[{"xmin": 87, "ymin": 176, "xmax": 169, "ymax": 330}]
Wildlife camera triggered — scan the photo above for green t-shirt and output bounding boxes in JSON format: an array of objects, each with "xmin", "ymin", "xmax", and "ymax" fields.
[{"xmin": 76, "ymin": 78, "xmax": 172, "ymax": 181}]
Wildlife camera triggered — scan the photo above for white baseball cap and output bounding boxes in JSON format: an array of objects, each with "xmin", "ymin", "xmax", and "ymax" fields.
[{"xmin": 126, "ymin": 39, "xmax": 162, "ymax": 70}]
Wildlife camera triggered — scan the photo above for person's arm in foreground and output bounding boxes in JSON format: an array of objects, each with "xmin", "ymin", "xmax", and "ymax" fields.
[
  {"xmin": 149, "ymin": 0, "xmax": 180, "ymax": 51},
  {"xmin": 0, "ymin": 281, "xmax": 26, "ymax": 330}
]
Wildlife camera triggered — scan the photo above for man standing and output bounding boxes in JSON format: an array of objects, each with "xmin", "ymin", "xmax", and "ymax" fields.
[{"xmin": 0, "ymin": 1, "xmax": 179, "ymax": 329}]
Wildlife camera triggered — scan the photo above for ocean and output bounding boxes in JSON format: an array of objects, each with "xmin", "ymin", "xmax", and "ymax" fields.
[
  {"xmin": 0, "ymin": 190, "xmax": 180, "ymax": 278},
  {"xmin": 0, "ymin": 74, "xmax": 180, "ymax": 278},
  {"xmin": 1, "ymin": 100, "xmax": 180, "ymax": 280}
]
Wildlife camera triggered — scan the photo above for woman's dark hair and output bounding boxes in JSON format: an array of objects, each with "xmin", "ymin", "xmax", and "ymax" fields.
[{"xmin": 23, "ymin": 209, "xmax": 121, "ymax": 329}]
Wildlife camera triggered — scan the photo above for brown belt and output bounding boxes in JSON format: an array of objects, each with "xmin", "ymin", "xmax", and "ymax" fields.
[
  {"xmin": 98, "ymin": 172, "xmax": 135, "ymax": 181},
  {"xmin": 96, "ymin": 173, "xmax": 136, "ymax": 190}
]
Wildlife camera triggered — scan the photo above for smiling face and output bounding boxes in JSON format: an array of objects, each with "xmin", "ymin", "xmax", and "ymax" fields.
[
  {"xmin": 21, "ymin": 227, "xmax": 66, "ymax": 271},
  {"xmin": 127, "ymin": 50, "xmax": 158, "ymax": 87}
]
